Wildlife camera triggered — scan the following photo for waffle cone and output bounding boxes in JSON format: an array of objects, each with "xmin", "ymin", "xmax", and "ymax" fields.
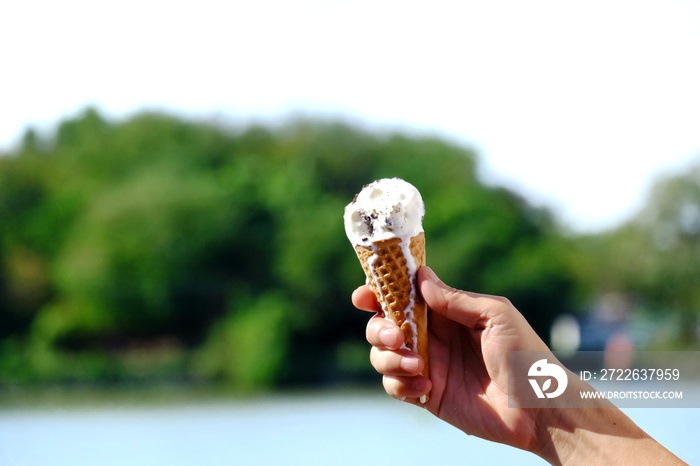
[{"xmin": 354, "ymin": 232, "xmax": 429, "ymax": 402}]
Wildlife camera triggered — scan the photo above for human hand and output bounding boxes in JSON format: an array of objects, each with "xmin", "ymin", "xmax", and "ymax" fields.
[{"xmin": 353, "ymin": 266, "xmax": 549, "ymax": 452}]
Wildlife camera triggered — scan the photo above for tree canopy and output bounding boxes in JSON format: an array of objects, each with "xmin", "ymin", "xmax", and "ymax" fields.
[{"xmin": 0, "ymin": 108, "xmax": 696, "ymax": 389}]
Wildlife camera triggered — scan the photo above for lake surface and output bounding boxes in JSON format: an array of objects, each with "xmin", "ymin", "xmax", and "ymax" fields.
[{"xmin": 0, "ymin": 390, "xmax": 697, "ymax": 465}]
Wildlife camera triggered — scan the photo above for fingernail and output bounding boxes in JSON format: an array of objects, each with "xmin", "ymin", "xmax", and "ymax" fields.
[
  {"xmin": 400, "ymin": 357, "xmax": 420, "ymax": 373},
  {"xmin": 379, "ymin": 328, "xmax": 396, "ymax": 347}
]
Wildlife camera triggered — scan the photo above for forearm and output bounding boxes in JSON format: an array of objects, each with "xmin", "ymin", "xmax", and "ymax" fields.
[{"xmin": 532, "ymin": 381, "xmax": 685, "ymax": 465}]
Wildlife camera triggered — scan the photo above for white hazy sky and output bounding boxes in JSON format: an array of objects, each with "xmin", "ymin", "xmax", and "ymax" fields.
[{"xmin": 2, "ymin": 0, "xmax": 700, "ymax": 231}]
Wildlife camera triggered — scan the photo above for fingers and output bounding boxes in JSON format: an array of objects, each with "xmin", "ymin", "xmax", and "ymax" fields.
[
  {"xmin": 383, "ymin": 374, "xmax": 431, "ymax": 402},
  {"xmin": 418, "ymin": 266, "xmax": 511, "ymax": 329},
  {"xmin": 418, "ymin": 266, "xmax": 549, "ymax": 353},
  {"xmin": 352, "ymin": 285, "xmax": 380, "ymax": 313},
  {"xmin": 369, "ymin": 346, "xmax": 423, "ymax": 376},
  {"xmin": 366, "ymin": 314, "xmax": 403, "ymax": 349},
  {"xmin": 365, "ymin": 314, "xmax": 430, "ymax": 401}
]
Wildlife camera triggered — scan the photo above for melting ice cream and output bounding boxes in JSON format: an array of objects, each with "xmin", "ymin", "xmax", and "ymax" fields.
[
  {"xmin": 344, "ymin": 178, "xmax": 430, "ymax": 403},
  {"xmin": 343, "ymin": 178, "xmax": 424, "ymax": 247}
]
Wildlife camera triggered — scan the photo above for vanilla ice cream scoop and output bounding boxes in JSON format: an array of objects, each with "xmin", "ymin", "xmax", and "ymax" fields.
[{"xmin": 343, "ymin": 178, "xmax": 425, "ymax": 247}]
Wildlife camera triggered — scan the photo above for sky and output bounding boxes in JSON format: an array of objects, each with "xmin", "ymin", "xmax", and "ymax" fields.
[{"xmin": 2, "ymin": 0, "xmax": 700, "ymax": 232}]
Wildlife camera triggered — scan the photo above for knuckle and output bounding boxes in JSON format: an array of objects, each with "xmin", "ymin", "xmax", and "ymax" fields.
[
  {"xmin": 366, "ymin": 319, "xmax": 386, "ymax": 344},
  {"xmin": 369, "ymin": 347, "xmax": 392, "ymax": 373},
  {"xmin": 382, "ymin": 375, "xmax": 403, "ymax": 398}
]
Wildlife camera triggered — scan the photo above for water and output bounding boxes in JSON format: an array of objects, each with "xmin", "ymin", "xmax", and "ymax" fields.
[{"xmin": 0, "ymin": 391, "xmax": 697, "ymax": 465}]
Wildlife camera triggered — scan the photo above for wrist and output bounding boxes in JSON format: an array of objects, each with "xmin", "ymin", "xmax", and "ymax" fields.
[
  {"xmin": 531, "ymin": 403, "xmax": 624, "ymax": 464},
  {"xmin": 530, "ymin": 376, "xmax": 685, "ymax": 465}
]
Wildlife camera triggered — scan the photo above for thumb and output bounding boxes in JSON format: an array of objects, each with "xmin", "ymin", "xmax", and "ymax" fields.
[{"xmin": 418, "ymin": 267, "xmax": 499, "ymax": 329}]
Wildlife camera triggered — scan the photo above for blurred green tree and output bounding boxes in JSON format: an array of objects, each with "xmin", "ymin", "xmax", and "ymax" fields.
[
  {"xmin": 632, "ymin": 166, "xmax": 700, "ymax": 346},
  {"xmin": 0, "ymin": 109, "xmax": 581, "ymax": 388},
  {"xmin": 570, "ymin": 162, "xmax": 700, "ymax": 348}
]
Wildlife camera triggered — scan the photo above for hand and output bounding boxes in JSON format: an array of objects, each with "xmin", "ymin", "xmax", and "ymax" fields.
[
  {"xmin": 353, "ymin": 266, "xmax": 548, "ymax": 452},
  {"xmin": 352, "ymin": 266, "xmax": 685, "ymax": 464}
]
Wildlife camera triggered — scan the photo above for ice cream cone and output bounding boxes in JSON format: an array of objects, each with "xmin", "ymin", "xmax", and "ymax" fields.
[
  {"xmin": 344, "ymin": 178, "xmax": 430, "ymax": 403},
  {"xmin": 354, "ymin": 232, "xmax": 429, "ymax": 402}
]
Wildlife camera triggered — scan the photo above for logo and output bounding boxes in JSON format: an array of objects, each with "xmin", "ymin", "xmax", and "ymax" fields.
[{"xmin": 528, "ymin": 358, "xmax": 568, "ymax": 398}]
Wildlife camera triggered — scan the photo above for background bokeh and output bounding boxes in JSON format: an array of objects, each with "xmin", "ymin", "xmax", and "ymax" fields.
[
  {"xmin": 1, "ymin": 108, "xmax": 698, "ymax": 392},
  {"xmin": 2, "ymin": 1, "xmax": 700, "ymax": 464}
]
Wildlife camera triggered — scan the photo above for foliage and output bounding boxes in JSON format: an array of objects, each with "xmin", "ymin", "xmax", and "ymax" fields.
[
  {"xmin": 628, "ymin": 167, "xmax": 700, "ymax": 346},
  {"xmin": 569, "ymin": 165, "xmax": 700, "ymax": 348},
  {"xmin": 0, "ymin": 108, "xmax": 604, "ymax": 388}
]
